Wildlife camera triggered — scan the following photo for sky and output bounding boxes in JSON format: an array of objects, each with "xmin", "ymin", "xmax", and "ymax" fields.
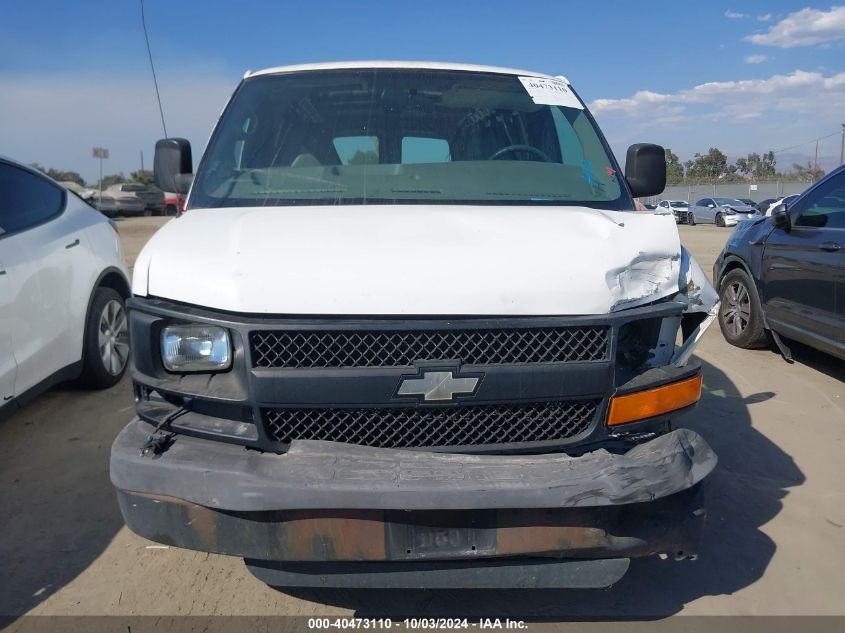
[{"xmin": 1, "ymin": 0, "xmax": 844, "ymax": 183}]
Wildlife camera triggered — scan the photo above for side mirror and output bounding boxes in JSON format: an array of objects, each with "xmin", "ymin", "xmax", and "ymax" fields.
[
  {"xmin": 771, "ymin": 204, "xmax": 790, "ymax": 230},
  {"xmin": 154, "ymin": 138, "xmax": 193, "ymax": 194},
  {"xmin": 624, "ymin": 143, "xmax": 666, "ymax": 198}
]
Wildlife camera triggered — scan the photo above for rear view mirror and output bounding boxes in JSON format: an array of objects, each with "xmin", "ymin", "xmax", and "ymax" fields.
[
  {"xmin": 771, "ymin": 204, "xmax": 790, "ymax": 231},
  {"xmin": 154, "ymin": 138, "xmax": 193, "ymax": 194},
  {"xmin": 624, "ymin": 144, "xmax": 666, "ymax": 198}
]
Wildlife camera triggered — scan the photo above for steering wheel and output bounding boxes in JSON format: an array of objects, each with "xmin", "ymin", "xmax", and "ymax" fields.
[{"xmin": 487, "ymin": 144, "xmax": 551, "ymax": 162}]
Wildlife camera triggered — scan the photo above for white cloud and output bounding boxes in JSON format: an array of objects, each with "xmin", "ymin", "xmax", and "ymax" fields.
[
  {"xmin": 0, "ymin": 72, "xmax": 234, "ymax": 183},
  {"xmin": 744, "ymin": 54, "xmax": 769, "ymax": 64},
  {"xmin": 589, "ymin": 69, "xmax": 845, "ymax": 124},
  {"xmin": 725, "ymin": 10, "xmax": 748, "ymax": 19},
  {"xmin": 746, "ymin": 6, "xmax": 845, "ymax": 47},
  {"xmin": 757, "ymin": 13, "xmax": 773, "ymax": 22}
]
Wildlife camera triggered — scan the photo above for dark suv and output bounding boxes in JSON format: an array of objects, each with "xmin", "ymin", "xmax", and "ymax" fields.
[{"xmin": 713, "ymin": 166, "xmax": 845, "ymax": 360}]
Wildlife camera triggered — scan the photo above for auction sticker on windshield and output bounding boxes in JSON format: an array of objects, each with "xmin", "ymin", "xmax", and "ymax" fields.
[{"xmin": 518, "ymin": 76, "xmax": 583, "ymax": 109}]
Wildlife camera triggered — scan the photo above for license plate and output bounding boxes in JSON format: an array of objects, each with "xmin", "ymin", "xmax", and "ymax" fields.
[{"xmin": 386, "ymin": 510, "xmax": 496, "ymax": 559}]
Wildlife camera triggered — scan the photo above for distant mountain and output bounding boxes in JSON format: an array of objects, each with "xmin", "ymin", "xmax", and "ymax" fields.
[{"xmin": 774, "ymin": 152, "xmax": 841, "ymax": 173}]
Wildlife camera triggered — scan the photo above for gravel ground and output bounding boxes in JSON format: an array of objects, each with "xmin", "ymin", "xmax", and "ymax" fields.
[{"xmin": 1, "ymin": 219, "xmax": 843, "ymax": 620}]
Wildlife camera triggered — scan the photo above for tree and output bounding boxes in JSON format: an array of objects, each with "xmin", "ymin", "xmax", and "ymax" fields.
[
  {"xmin": 29, "ymin": 163, "xmax": 86, "ymax": 186},
  {"xmin": 789, "ymin": 161, "xmax": 825, "ymax": 183},
  {"xmin": 685, "ymin": 147, "xmax": 735, "ymax": 182},
  {"xmin": 664, "ymin": 148, "xmax": 684, "ymax": 185},
  {"xmin": 99, "ymin": 173, "xmax": 126, "ymax": 188},
  {"xmin": 130, "ymin": 170, "xmax": 155, "ymax": 186},
  {"xmin": 735, "ymin": 151, "xmax": 777, "ymax": 179}
]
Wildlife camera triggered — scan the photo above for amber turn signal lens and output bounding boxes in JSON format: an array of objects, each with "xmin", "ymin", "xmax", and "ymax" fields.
[{"xmin": 607, "ymin": 373, "xmax": 702, "ymax": 426}]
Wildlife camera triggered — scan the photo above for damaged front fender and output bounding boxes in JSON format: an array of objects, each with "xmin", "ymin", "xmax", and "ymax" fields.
[
  {"xmin": 619, "ymin": 245, "xmax": 719, "ymax": 369},
  {"xmin": 671, "ymin": 246, "xmax": 719, "ymax": 366},
  {"xmin": 678, "ymin": 246, "xmax": 719, "ymax": 315}
]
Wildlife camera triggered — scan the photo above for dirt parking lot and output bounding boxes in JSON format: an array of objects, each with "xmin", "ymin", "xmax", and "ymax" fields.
[{"xmin": 1, "ymin": 218, "xmax": 843, "ymax": 620}]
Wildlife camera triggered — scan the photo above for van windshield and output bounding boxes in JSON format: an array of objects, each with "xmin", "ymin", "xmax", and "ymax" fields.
[{"xmin": 190, "ymin": 68, "xmax": 630, "ymax": 210}]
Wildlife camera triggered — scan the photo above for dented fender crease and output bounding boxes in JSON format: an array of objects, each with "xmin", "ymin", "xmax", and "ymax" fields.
[
  {"xmin": 606, "ymin": 251, "xmax": 682, "ymax": 311},
  {"xmin": 678, "ymin": 246, "xmax": 719, "ymax": 314}
]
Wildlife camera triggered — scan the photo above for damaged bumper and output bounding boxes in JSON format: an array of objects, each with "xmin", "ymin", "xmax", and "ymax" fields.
[{"xmin": 111, "ymin": 420, "xmax": 715, "ymax": 587}]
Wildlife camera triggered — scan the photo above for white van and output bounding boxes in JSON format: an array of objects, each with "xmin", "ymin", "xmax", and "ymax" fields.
[{"xmin": 110, "ymin": 62, "xmax": 719, "ymax": 589}]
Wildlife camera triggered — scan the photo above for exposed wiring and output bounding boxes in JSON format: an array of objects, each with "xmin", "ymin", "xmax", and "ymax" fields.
[
  {"xmin": 140, "ymin": 0, "xmax": 168, "ymax": 138},
  {"xmin": 139, "ymin": 397, "xmax": 193, "ymax": 456}
]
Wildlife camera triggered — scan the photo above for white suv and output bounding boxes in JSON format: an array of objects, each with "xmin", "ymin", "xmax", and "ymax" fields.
[{"xmin": 0, "ymin": 157, "xmax": 131, "ymax": 413}]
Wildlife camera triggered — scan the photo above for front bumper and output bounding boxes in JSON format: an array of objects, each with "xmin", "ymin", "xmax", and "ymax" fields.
[{"xmin": 111, "ymin": 420, "xmax": 715, "ymax": 586}]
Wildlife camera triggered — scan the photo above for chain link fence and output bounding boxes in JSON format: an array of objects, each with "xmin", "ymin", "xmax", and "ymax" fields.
[{"xmin": 647, "ymin": 181, "xmax": 810, "ymax": 204}]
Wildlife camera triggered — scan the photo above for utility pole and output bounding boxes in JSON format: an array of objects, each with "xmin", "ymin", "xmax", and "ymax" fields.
[
  {"xmin": 814, "ymin": 140, "xmax": 819, "ymax": 172},
  {"xmin": 840, "ymin": 124, "xmax": 844, "ymax": 165},
  {"xmin": 140, "ymin": 150, "xmax": 144, "ymax": 172},
  {"xmin": 93, "ymin": 147, "xmax": 109, "ymax": 207}
]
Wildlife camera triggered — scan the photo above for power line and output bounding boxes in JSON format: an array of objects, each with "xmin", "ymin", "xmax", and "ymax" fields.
[
  {"xmin": 140, "ymin": 0, "xmax": 167, "ymax": 138},
  {"xmin": 772, "ymin": 131, "xmax": 839, "ymax": 155}
]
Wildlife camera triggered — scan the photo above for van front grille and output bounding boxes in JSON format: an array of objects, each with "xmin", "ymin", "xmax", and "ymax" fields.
[
  {"xmin": 262, "ymin": 399, "xmax": 599, "ymax": 449},
  {"xmin": 250, "ymin": 326, "xmax": 609, "ymax": 368}
]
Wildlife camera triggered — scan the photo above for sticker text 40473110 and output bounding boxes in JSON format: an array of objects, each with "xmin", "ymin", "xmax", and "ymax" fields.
[{"xmin": 518, "ymin": 76, "xmax": 583, "ymax": 110}]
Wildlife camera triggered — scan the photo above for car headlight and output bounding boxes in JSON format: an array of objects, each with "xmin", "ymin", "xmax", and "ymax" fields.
[{"xmin": 161, "ymin": 325, "xmax": 231, "ymax": 372}]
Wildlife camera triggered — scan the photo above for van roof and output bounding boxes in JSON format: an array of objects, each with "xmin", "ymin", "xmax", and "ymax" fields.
[{"xmin": 248, "ymin": 61, "xmax": 565, "ymax": 82}]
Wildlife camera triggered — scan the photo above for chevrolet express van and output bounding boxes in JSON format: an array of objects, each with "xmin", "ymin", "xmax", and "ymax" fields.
[{"xmin": 110, "ymin": 62, "xmax": 719, "ymax": 589}]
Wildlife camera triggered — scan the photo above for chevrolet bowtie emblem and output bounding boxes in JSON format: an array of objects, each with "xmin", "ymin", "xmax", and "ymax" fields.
[{"xmin": 397, "ymin": 370, "xmax": 480, "ymax": 401}]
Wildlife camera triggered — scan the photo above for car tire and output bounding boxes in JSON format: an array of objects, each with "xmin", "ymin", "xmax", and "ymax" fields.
[
  {"xmin": 79, "ymin": 287, "xmax": 130, "ymax": 389},
  {"xmin": 718, "ymin": 269, "xmax": 769, "ymax": 349},
  {"xmin": 687, "ymin": 212, "xmax": 695, "ymax": 226},
  {"xmin": 716, "ymin": 213, "xmax": 725, "ymax": 227}
]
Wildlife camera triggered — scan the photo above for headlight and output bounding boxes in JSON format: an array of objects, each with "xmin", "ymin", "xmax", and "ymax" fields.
[{"xmin": 161, "ymin": 325, "xmax": 231, "ymax": 372}]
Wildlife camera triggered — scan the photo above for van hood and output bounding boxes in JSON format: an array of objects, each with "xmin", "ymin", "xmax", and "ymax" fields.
[{"xmin": 133, "ymin": 205, "xmax": 688, "ymax": 315}]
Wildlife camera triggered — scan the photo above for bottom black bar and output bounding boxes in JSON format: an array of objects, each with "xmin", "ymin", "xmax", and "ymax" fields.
[{"xmin": 244, "ymin": 557, "xmax": 631, "ymax": 589}]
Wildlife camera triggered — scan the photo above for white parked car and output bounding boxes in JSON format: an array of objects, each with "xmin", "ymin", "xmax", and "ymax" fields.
[
  {"xmin": 0, "ymin": 157, "xmax": 131, "ymax": 414},
  {"xmin": 93, "ymin": 184, "xmax": 146, "ymax": 217},
  {"xmin": 105, "ymin": 183, "xmax": 165, "ymax": 215},
  {"xmin": 764, "ymin": 194, "xmax": 799, "ymax": 216},
  {"xmin": 686, "ymin": 197, "xmax": 750, "ymax": 227},
  {"xmin": 656, "ymin": 199, "xmax": 691, "ymax": 223},
  {"xmin": 59, "ymin": 181, "xmax": 97, "ymax": 201}
]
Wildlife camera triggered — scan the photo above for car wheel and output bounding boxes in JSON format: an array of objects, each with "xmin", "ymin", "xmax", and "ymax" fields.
[
  {"xmin": 687, "ymin": 212, "xmax": 695, "ymax": 226},
  {"xmin": 80, "ymin": 287, "xmax": 130, "ymax": 388},
  {"xmin": 716, "ymin": 213, "xmax": 725, "ymax": 227},
  {"xmin": 718, "ymin": 269, "xmax": 769, "ymax": 349},
  {"xmin": 165, "ymin": 204, "xmax": 177, "ymax": 216}
]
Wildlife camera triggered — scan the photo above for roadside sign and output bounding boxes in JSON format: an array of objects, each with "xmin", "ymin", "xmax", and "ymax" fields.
[
  {"xmin": 749, "ymin": 184, "xmax": 758, "ymax": 191},
  {"xmin": 92, "ymin": 147, "xmax": 109, "ymax": 159}
]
